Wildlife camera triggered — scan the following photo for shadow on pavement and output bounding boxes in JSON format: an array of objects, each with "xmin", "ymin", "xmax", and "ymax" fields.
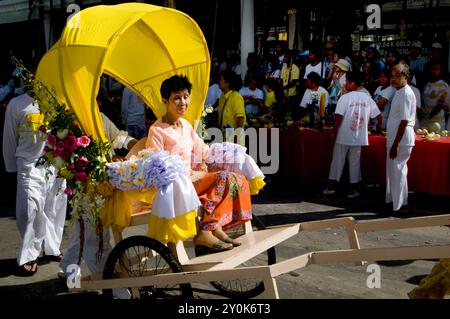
[
  {"xmin": 0, "ymin": 258, "xmax": 18, "ymax": 278},
  {"xmin": 0, "ymin": 278, "xmax": 68, "ymax": 299}
]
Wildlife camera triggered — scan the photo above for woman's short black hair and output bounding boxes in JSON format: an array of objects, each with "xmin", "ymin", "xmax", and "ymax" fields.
[{"xmin": 160, "ymin": 75, "xmax": 192, "ymax": 100}]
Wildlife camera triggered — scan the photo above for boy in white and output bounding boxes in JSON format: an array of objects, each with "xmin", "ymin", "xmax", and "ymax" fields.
[
  {"xmin": 372, "ymin": 70, "xmax": 396, "ymax": 129},
  {"xmin": 386, "ymin": 64, "xmax": 416, "ymax": 212},
  {"xmin": 323, "ymin": 71, "xmax": 381, "ymax": 198},
  {"xmin": 300, "ymin": 71, "xmax": 329, "ymax": 126},
  {"xmin": 239, "ymin": 77, "xmax": 264, "ymax": 116},
  {"xmin": 3, "ymin": 93, "xmax": 67, "ymax": 275}
]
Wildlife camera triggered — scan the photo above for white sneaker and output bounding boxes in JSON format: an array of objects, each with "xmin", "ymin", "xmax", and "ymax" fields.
[
  {"xmin": 347, "ymin": 191, "xmax": 360, "ymax": 199},
  {"xmin": 323, "ymin": 188, "xmax": 336, "ymax": 195}
]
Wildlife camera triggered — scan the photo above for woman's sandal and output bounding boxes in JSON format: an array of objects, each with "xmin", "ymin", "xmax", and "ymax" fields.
[
  {"xmin": 223, "ymin": 236, "xmax": 242, "ymax": 247},
  {"xmin": 16, "ymin": 260, "xmax": 38, "ymax": 277},
  {"xmin": 194, "ymin": 237, "xmax": 233, "ymax": 255}
]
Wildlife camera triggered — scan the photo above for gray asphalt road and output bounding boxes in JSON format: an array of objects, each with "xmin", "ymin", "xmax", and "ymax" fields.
[{"xmin": 0, "ymin": 176, "xmax": 449, "ymax": 299}]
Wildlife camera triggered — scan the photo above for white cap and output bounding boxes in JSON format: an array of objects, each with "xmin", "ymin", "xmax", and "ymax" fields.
[
  {"xmin": 431, "ymin": 42, "xmax": 442, "ymax": 49},
  {"xmin": 411, "ymin": 40, "xmax": 422, "ymax": 48},
  {"xmin": 335, "ymin": 59, "xmax": 351, "ymax": 72}
]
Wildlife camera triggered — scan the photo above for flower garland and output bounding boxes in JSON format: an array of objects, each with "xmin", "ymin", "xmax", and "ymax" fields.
[{"xmin": 12, "ymin": 57, "xmax": 111, "ymax": 257}]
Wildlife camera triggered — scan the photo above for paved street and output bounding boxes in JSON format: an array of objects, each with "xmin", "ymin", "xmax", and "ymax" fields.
[{"xmin": 0, "ymin": 173, "xmax": 449, "ymax": 299}]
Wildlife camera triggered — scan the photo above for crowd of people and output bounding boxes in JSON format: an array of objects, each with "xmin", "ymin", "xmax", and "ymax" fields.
[{"xmin": 205, "ymin": 40, "xmax": 449, "ymax": 133}]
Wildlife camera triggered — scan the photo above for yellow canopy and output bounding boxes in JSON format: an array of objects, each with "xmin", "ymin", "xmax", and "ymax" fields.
[{"xmin": 36, "ymin": 3, "xmax": 210, "ymax": 142}]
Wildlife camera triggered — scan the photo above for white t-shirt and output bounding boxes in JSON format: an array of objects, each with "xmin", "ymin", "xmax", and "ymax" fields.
[
  {"xmin": 410, "ymin": 85, "xmax": 421, "ymax": 130},
  {"xmin": 239, "ymin": 86, "xmax": 264, "ymax": 115},
  {"xmin": 300, "ymin": 86, "xmax": 329, "ymax": 109},
  {"xmin": 422, "ymin": 79, "xmax": 449, "ymax": 129},
  {"xmin": 205, "ymin": 83, "xmax": 222, "ymax": 107},
  {"xmin": 373, "ymin": 85, "xmax": 396, "ymax": 129},
  {"xmin": 386, "ymin": 85, "xmax": 416, "ymax": 147},
  {"xmin": 304, "ymin": 62, "xmax": 323, "ymax": 79},
  {"xmin": 335, "ymin": 91, "xmax": 380, "ymax": 146}
]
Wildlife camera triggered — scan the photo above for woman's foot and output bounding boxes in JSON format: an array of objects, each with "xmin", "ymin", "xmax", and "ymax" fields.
[
  {"xmin": 212, "ymin": 227, "xmax": 242, "ymax": 247},
  {"xmin": 194, "ymin": 230, "xmax": 233, "ymax": 252}
]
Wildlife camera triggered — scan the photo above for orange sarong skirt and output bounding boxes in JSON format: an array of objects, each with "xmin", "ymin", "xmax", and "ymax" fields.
[{"xmin": 193, "ymin": 170, "xmax": 252, "ymax": 231}]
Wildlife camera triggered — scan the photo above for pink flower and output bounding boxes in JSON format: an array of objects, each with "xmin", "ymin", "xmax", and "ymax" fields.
[
  {"xmin": 68, "ymin": 163, "xmax": 76, "ymax": 171},
  {"xmin": 48, "ymin": 134, "xmax": 56, "ymax": 146},
  {"xmin": 64, "ymin": 188, "xmax": 73, "ymax": 196},
  {"xmin": 44, "ymin": 146, "xmax": 49, "ymax": 152},
  {"xmin": 53, "ymin": 149, "xmax": 62, "ymax": 157},
  {"xmin": 75, "ymin": 157, "xmax": 89, "ymax": 170},
  {"xmin": 56, "ymin": 141, "xmax": 65, "ymax": 152},
  {"xmin": 77, "ymin": 136, "xmax": 91, "ymax": 148},
  {"xmin": 74, "ymin": 172, "xmax": 88, "ymax": 182},
  {"xmin": 64, "ymin": 134, "xmax": 78, "ymax": 152}
]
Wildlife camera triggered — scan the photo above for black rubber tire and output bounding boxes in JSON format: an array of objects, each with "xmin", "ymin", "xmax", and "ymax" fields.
[
  {"xmin": 208, "ymin": 215, "xmax": 276, "ymax": 299},
  {"xmin": 103, "ymin": 235, "xmax": 192, "ymax": 299}
]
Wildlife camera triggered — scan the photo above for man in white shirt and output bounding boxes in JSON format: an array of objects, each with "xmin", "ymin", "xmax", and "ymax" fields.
[
  {"xmin": 303, "ymin": 48, "xmax": 323, "ymax": 80},
  {"xmin": 239, "ymin": 76, "xmax": 264, "ymax": 116},
  {"xmin": 205, "ymin": 75, "xmax": 222, "ymax": 108},
  {"xmin": 323, "ymin": 71, "xmax": 381, "ymax": 198},
  {"xmin": 3, "ymin": 92, "xmax": 67, "ymax": 276},
  {"xmin": 299, "ymin": 71, "xmax": 329, "ymax": 127},
  {"xmin": 386, "ymin": 63, "xmax": 417, "ymax": 213},
  {"xmin": 121, "ymin": 87, "xmax": 147, "ymax": 139}
]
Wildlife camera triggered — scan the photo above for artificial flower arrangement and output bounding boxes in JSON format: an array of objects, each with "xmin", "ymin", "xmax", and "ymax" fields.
[{"xmin": 106, "ymin": 149, "xmax": 186, "ymax": 191}]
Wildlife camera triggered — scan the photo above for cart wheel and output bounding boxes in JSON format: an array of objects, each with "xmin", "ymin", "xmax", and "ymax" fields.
[
  {"xmin": 204, "ymin": 215, "xmax": 276, "ymax": 299},
  {"xmin": 103, "ymin": 235, "xmax": 192, "ymax": 299}
]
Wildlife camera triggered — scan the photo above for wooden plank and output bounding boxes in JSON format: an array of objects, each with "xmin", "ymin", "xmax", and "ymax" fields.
[
  {"xmin": 354, "ymin": 214, "xmax": 450, "ymax": 233},
  {"xmin": 129, "ymin": 210, "xmax": 152, "ymax": 227},
  {"xmin": 345, "ymin": 221, "xmax": 365, "ymax": 266},
  {"xmin": 299, "ymin": 217, "xmax": 354, "ymax": 231},
  {"xmin": 74, "ymin": 265, "xmax": 273, "ymax": 292},
  {"xmin": 184, "ymin": 224, "xmax": 300, "ymax": 271},
  {"xmin": 311, "ymin": 244, "xmax": 450, "ymax": 264},
  {"xmin": 269, "ymin": 253, "xmax": 313, "ymax": 277}
]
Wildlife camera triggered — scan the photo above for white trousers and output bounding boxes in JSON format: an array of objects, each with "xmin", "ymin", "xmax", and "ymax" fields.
[
  {"xmin": 328, "ymin": 143, "xmax": 362, "ymax": 184},
  {"xmin": 16, "ymin": 159, "xmax": 67, "ymax": 266},
  {"xmin": 60, "ymin": 222, "xmax": 131, "ymax": 299},
  {"xmin": 386, "ymin": 146, "xmax": 412, "ymax": 211},
  {"xmin": 60, "ymin": 220, "xmax": 112, "ymax": 276}
]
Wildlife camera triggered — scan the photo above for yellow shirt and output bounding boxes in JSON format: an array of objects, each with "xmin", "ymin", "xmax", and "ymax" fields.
[
  {"xmin": 264, "ymin": 90, "xmax": 276, "ymax": 108},
  {"xmin": 280, "ymin": 64, "xmax": 300, "ymax": 97},
  {"xmin": 218, "ymin": 90, "xmax": 246, "ymax": 129}
]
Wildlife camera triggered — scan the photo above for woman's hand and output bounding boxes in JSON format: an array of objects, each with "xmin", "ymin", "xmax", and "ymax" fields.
[{"xmin": 112, "ymin": 155, "xmax": 125, "ymax": 162}]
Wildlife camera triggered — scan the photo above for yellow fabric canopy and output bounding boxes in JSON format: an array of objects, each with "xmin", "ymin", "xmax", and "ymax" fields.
[{"xmin": 36, "ymin": 2, "xmax": 210, "ymax": 142}]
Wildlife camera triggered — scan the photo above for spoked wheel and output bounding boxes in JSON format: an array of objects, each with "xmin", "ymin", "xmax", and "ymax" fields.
[
  {"xmin": 198, "ymin": 215, "xmax": 276, "ymax": 299},
  {"xmin": 103, "ymin": 235, "xmax": 192, "ymax": 299}
]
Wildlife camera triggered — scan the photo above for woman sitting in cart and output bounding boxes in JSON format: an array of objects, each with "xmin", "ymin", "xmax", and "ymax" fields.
[{"xmin": 146, "ymin": 75, "xmax": 252, "ymax": 252}]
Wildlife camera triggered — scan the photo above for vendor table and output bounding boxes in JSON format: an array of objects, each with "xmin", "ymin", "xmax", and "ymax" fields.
[{"xmin": 278, "ymin": 128, "xmax": 450, "ymax": 197}]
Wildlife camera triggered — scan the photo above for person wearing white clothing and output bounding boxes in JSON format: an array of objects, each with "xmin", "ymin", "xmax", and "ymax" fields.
[
  {"xmin": 121, "ymin": 87, "xmax": 147, "ymax": 139},
  {"xmin": 372, "ymin": 70, "xmax": 396, "ymax": 129},
  {"xmin": 386, "ymin": 64, "xmax": 416, "ymax": 213},
  {"xmin": 205, "ymin": 80, "xmax": 222, "ymax": 108},
  {"xmin": 299, "ymin": 71, "xmax": 329, "ymax": 127},
  {"xmin": 3, "ymin": 93, "xmax": 67, "ymax": 276},
  {"xmin": 60, "ymin": 106, "xmax": 137, "ymax": 280},
  {"xmin": 323, "ymin": 71, "xmax": 381, "ymax": 198},
  {"xmin": 239, "ymin": 77, "xmax": 264, "ymax": 116}
]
